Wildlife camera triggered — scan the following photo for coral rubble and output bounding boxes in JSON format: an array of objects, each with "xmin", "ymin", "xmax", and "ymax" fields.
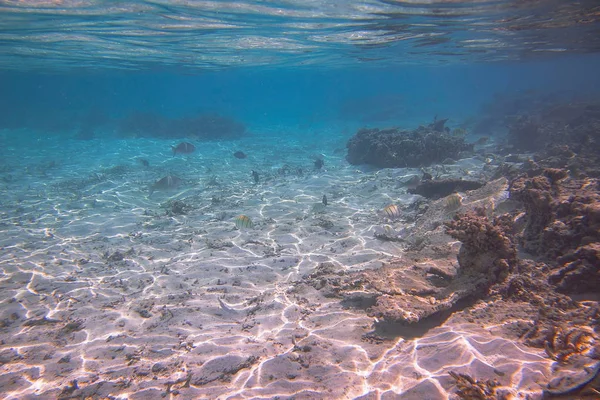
[
  {"xmin": 298, "ymin": 183, "xmax": 515, "ymax": 326},
  {"xmin": 510, "ymin": 170, "xmax": 600, "ymax": 293},
  {"xmin": 408, "ymin": 178, "xmax": 484, "ymax": 199},
  {"xmin": 449, "ymin": 371, "xmax": 500, "ymax": 400}
]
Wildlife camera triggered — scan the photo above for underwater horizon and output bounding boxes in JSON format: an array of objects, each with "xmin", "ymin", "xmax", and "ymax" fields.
[{"xmin": 1, "ymin": 1, "xmax": 600, "ymax": 399}]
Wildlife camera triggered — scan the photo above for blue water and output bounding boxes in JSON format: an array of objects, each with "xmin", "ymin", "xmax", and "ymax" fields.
[
  {"xmin": 2, "ymin": 57, "xmax": 600, "ymax": 139},
  {"xmin": 1, "ymin": 0, "xmax": 600, "ymax": 137}
]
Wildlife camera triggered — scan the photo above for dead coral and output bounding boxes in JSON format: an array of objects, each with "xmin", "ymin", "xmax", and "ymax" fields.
[
  {"xmin": 544, "ymin": 326, "xmax": 596, "ymax": 364},
  {"xmin": 449, "ymin": 371, "xmax": 501, "ymax": 400},
  {"xmin": 549, "ymin": 243, "xmax": 600, "ymax": 293},
  {"xmin": 507, "ymin": 102, "xmax": 600, "ymax": 156},
  {"xmin": 444, "ymin": 209, "xmax": 516, "ymax": 283},
  {"xmin": 509, "ymin": 174, "xmax": 556, "ymax": 254},
  {"xmin": 510, "ymin": 171, "xmax": 600, "ymax": 262}
]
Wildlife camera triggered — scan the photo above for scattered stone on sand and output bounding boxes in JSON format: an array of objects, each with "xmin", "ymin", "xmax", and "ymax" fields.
[
  {"xmin": 408, "ymin": 178, "xmax": 485, "ymax": 199},
  {"xmin": 164, "ymin": 199, "xmax": 192, "ymax": 215},
  {"xmin": 191, "ymin": 355, "xmax": 257, "ymax": 386},
  {"xmin": 172, "ymin": 142, "xmax": 196, "ymax": 155},
  {"xmin": 298, "ymin": 137, "xmax": 600, "ymax": 397},
  {"xmin": 297, "ymin": 178, "xmax": 515, "ymax": 327},
  {"xmin": 449, "ymin": 370, "xmax": 500, "ymax": 400},
  {"xmin": 298, "ymin": 209, "xmax": 515, "ymax": 326}
]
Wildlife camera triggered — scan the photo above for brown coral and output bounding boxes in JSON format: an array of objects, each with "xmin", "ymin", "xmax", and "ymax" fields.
[
  {"xmin": 444, "ymin": 209, "xmax": 516, "ymax": 284},
  {"xmin": 549, "ymin": 243, "xmax": 600, "ymax": 293},
  {"xmin": 510, "ymin": 171, "xmax": 600, "ymax": 293},
  {"xmin": 449, "ymin": 371, "xmax": 501, "ymax": 400},
  {"xmin": 544, "ymin": 326, "xmax": 596, "ymax": 364}
]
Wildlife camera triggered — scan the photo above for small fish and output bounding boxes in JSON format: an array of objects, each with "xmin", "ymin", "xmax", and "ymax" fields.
[
  {"xmin": 383, "ymin": 204, "xmax": 401, "ymax": 219},
  {"xmin": 445, "ymin": 193, "xmax": 463, "ymax": 210},
  {"xmin": 149, "ymin": 175, "xmax": 182, "ymax": 197},
  {"xmin": 373, "ymin": 225, "xmax": 405, "ymax": 242},
  {"xmin": 235, "ymin": 215, "xmax": 253, "ymax": 229},
  {"xmin": 314, "ymin": 158, "xmax": 324, "ymax": 169},
  {"xmin": 234, "ymin": 151, "xmax": 247, "ymax": 159},
  {"xmin": 405, "ymin": 175, "xmax": 421, "ymax": 190},
  {"xmin": 322, "ymin": 195, "xmax": 328, "ymax": 206},
  {"xmin": 251, "ymin": 170, "xmax": 259, "ymax": 184},
  {"xmin": 474, "ymin": 136, "xmax": 489, "ymax": 145},
  {"xmin": 138, "ymin": 158, "xmax": 149, "ymax": 167},
  {"xmin": 172, "ymin": 142, "xmax": 196, "ymax": 156},
  {"xmin": 451, "ymin": 128, "xmax": 467, "ymax": 137}
]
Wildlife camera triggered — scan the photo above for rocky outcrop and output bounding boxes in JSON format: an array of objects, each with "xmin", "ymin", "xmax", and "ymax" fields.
[
  {"xmin": 346, "ymin": 123, "xmax": 472, "ymax": 168},
  {"xmin": 507, "ymin": 103, "xmax": 600, "ymax": 156},
  {"xmin": 510, "ymin": 169, "xmax": 600, "ymax": 274}
]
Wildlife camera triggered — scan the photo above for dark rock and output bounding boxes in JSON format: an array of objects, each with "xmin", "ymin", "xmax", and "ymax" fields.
[
  {"xmin": 172, "ymin": 142, "xmax": 196, "ymax": 155},
  {"xmin": 106, "ymin": 251, "xmax": 125, "ymax": 262},
  {"xmin": 135, "ymin": 308, "xmax": 152, "ymax": 318},
  {"xmin": 549, "ymin": 243, "xmax": 600, "ymax": 293},
  {"xmin": 346, "ymin": 125, "xmax": 472, "ymax": 168},
  {"xmin": 191, "ymin": 355, "xmax": 257, "ymax": 386},
  {"xmin": 151, "ymin": 362, "xmax": 168, "ymax": 374},
  {"xmin": 166, "ymin": 200, "xmax": 191, "ymax": 216},
  {"xmin": 408, "ymin": 179, "xmax": 485, "ymax": 199}
]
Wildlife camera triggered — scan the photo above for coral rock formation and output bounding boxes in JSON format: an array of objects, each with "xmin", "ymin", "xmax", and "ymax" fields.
[
  {"xmin": 346, "ymin": 123, "xmax": 472, "ymax": 168},
  {"xmin": 510, "ymin": 169, "xmax": 600, "ymax": 294},
  {"xmin": 444, "ymin": 210, "xmax": 516, "ymax": 283}
]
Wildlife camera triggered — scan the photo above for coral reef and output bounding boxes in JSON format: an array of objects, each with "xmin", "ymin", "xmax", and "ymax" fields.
[
  {"xmin": 297, "ymin": 183, "xmax": 515, "ymax": 326},
  {"xmin": 507, "ymin": 102, "xmax": 600, "ymax": 156},
  {"xmin": 346, "ymin": 121, "xmax": 472, "ymax": 168},
  {"xmin": 509, "ymin": 169, "xmax": 600, "ymax": 293},
  {"xmin": 308, "ymin": 105, "xmax": 600, "ymax": 395}
]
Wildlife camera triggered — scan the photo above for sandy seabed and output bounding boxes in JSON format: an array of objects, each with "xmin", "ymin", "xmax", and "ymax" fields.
[{"xmin": 0, "ymin": 128, "xmax": 573, "ymax": 399}]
